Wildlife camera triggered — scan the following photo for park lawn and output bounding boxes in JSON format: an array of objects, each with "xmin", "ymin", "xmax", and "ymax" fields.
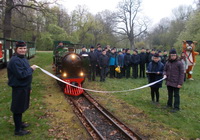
[
  {"xmin": 0, "ymin": 51, "xmax": 199, "ymax": 139},
  {"xmin": 0, "ymin": 52, "xmax": 90, "ymax": 140},
  {"xmin": 85, "ymin": 56, "xmax": 200, "ymax": 139}
]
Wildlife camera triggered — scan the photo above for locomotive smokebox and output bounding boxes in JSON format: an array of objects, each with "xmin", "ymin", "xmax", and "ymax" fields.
[{"xmin": 61, "ymin": 53, "xmax": 83, "ymax": 78}]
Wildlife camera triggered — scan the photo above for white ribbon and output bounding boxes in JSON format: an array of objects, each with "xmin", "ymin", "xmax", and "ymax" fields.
[{"xmin": 35, "ymin": 65, "xmax": 166, "ymax": 93}]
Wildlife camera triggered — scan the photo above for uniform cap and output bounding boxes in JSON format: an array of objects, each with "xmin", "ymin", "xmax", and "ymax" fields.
[{"xmin": 16, "ymin": 40, "xmax": 26, "ymax": 47}]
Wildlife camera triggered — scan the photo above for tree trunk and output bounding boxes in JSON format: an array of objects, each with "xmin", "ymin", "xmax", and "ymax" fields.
[
  {"xmin": 3, "ymin": 0, "xmax": 13, "ymax": 39},
  {"xmin": 129, "ymin": 37, "xmax": 135, "ymax": 50}
]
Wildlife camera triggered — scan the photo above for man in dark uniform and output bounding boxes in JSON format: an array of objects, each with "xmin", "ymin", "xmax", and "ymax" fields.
[
  {"xmin": 131, "ymin": 50, "xmax": 140, "ymax": 78},
  {"xmin": 79, "ymin": 46, "xmax": 89, "ymax": 79},
  {"xmin": 162, "ymin": 50, "xmax": 168, "ymax": 65},
  {"xmin": 7, "ymin": 41, "xmax": 37, "ymax": 136},
  {"xmin": 88, "ymin": 46, "xmax": 97, "ymax": 81},
  {"xmin": 79, "ymin": 46, "xmax": 88, "ymax": 55},
  {"xmin": 95, "ymin": 44, "xmax": 102, "ymax": 76},
  {"xmin": 139, "ymin": 48, "xmax": 146, "ymax": 78},
  {"xmin": 146, "ymin": 49, "xmax": 151, "ymax": 68},
  {"xmin": 99, "ymin": 49, "xmax": 109, "ymax": 82},
  {"xmin": 124, "ymin": 49, "xmax": 132, "ymax": 78},
  {"xmin": 121, "ymin": 48, "xmax": 126, "ymax": 77}
]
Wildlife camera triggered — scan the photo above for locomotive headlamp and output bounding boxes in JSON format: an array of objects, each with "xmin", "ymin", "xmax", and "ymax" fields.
[
  {"xmin": 63, "ymin": 72, "xmax": 67, "ymax": 77},
  {"xmin": 80, "ymin": 72, "xmax": 84, "ymax": 76},
  {"xmin": 71, "ymin": 54, "xmax": 76, "ymax": 59}
]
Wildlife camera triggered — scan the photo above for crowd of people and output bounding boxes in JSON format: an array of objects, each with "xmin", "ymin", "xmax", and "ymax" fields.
[
  {"xmin": 7, "ymin": 41, "xmax": 185, "ymax": 136},
  {"xmin": 80, "ymin": 44, "xmax": 169, "ymax": 82},
  {"xmin": 80, "ymin": 43, "xmax": 185, "ymax": 113}
]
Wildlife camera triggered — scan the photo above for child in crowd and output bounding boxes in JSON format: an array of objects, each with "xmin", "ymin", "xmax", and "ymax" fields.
[{"xmin": 146, "ymin": 53, "xmax": 164, "ymax": 104}]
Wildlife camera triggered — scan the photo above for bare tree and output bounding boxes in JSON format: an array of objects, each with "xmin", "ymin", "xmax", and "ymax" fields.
[
  {"xmin": 116, "ymin": 0, "xmax": 147, "ymax": 49},
  {"xmin": 172, "ymin": 5, "xmax": 193, "ymax": 21}
]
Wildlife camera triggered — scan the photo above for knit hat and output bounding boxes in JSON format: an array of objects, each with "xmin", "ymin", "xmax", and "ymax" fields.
[
  {"xmin": 169, "ymin": 49, "xmax": 177, "ymax": 54},
  {"xmin": 16, "ymin": 40, "xmax": 26, "ymax": 47},
  {"xmin": 153, "ymin": 53, "xmax": 159, "ymax": 58}
]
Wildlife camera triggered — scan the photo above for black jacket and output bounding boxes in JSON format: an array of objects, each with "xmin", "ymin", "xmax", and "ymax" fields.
[
  {"xmin": 88, "ymin": 51, "xmax": 97, "ymax": 64},
  {"xmin": 7, "ymin": 53, "xmax": 33, "ymax": 113},
  {"xmin": 139, "ymin": 52, "xmax": 146, "ymax": 64},
  {"xmin": 7, "ymin": 54, "xmax": 33, "ymax": 88},
  {"xmin": 147, "ymin": 61, "xmax": 164, "ymax": 88},
  {"xmin": 124, "ymin": 53, "xmax": 132, "ymax": 66},
  {"xmin": 131, "ymin": 54, "xmax": 140, "ymax": 65},
  {"xmin": 99, "ymin": 54, "xmax": 109, "ymax": 67}
]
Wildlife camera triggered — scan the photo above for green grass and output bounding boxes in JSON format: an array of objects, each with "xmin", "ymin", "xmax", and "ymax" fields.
[
  {"xmin": 0, "ymin": 52, "xmax": 53, "ymax": 139},
  {"xmin": 1, "ymin": 52, "xmax": 199, "ymax": 139},
  {"xmin": 0, "ymin": 52, "xmax": 89, "ymax": 140},
  {"xmin": 85, "ymin": 56, "xmax": 200, "ymax": 139}
]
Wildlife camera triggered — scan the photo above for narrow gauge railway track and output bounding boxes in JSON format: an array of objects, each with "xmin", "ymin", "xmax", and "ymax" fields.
[{"xmin": 67, "ymin": 92, "xmax": 143, "ymax": 140}]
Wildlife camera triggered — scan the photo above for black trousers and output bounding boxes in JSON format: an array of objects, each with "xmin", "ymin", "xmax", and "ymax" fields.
[
  {"xmin": 150, "ymin": 87, "xmax": 159, "ymax": 102},
  {"xmin": 121, "ymin": 67, "xmax": 125, "ymax": 77},
  {"xmin": 110, "ymin": 65, "xmax": 115, "ymax": 78},
  {"xmin": 13, "ymin": 113, "xmax": 22, "ymax": 132},
  {"xmin": 140, "ymin": 63, "xmax": 145, "ymax": 78},
  {"xmin": 167, "ymin": 86, "xmax": 180, "ymax": 110},
  {"xmin": 125, "ymin": 65, "xmax": 131, "ymax": 78},
  {"xmin": 132, "ymin": 64, "xmax": 138, "ymax": 78},
  {"xmin": 96, "ymin": 65, "xmax": 101, "ymax": 76},
  {"xmin": 100, "ymin": 67, "xmax": 107, "ymax": 81},
  {"xmin": 89, "ymin": 63, "xmax": 96, "ymax": 81}
]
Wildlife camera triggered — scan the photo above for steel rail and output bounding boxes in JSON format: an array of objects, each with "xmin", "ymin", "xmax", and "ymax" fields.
[
  {"xmin": 68, "ymin": 95, "xmax": 105, "ymax": 139},
  {"xmin": 83, "ymin": 92, "xmax": 142, "ymax": 140}
]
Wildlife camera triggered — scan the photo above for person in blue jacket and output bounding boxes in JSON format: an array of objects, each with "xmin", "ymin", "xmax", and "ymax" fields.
[
  {"xmin": 109, "ymin": 49, "xmax": 118, "ymax": 78},
  {"xmin": 7, "ymin": 41, "xmax": 37, "ymax": 136},
  {"xmin": 146, "ymin": 53, "xmax": 164, "ymax": 104},
  {"xmin": 116, "ymin": 50, "xmax": 124, "ymax": 78}
]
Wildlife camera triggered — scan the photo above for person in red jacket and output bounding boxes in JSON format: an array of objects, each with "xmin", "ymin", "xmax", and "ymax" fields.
[{"xmin": 163, "ymin": 49, "xmax": 184, "ymax": 113}]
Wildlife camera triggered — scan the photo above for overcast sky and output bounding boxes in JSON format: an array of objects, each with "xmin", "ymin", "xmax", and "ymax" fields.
[{"xmin": 59, "ymin": 0, "xmax": 196, "ymax": 26}]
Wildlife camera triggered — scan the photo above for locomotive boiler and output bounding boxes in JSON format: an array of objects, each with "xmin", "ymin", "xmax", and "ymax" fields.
[{"xmin": 53, "ymin": 41, "xmax": 87, "ymax": 96}]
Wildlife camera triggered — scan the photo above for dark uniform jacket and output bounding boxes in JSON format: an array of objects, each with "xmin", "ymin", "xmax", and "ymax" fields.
[
  {"xmin": 131, "ymin": 54, "xmax": 140, "ymax": 65},
  {"xmin": 99, "ymin": 54, "xmax": 109, "ymax": 68},
  {"xmin": 163, "ymin": 59, "xmax": 184, "ymax": 87},
  {"xmin": 7, "ymin": 54, "xmax": 33, "ymax": 113},
  {"xmin": 147, "ymin": 61, "xmax": 164, "ymax": 88},
  {"xmin": 162, "ymin": 54, "xmax": 168, "ymax": 65},
  {"xmin": 88, "ymin": 51, "xmax": 97, "ymax": 65},
  {"xmin": 124, "ymin": 53, "xmax": 132, "ymax": 66},
  {"xmin": 117, "ymin": 54, "xmax": 124, "ymax": 67},
  {"xmin": 139, "ymin": 52, "xmax": 146, "ymax": 64},
  {"xmin": 146, "ymin": 52, "xmax": 151, "ymax": 64}
]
